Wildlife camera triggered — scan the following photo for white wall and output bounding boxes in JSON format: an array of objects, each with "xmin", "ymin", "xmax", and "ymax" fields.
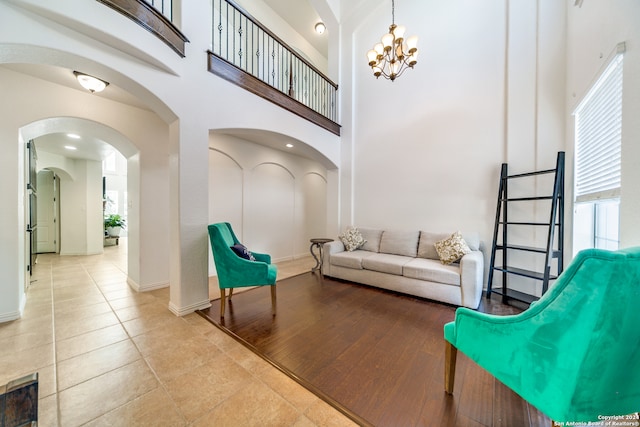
[
  {"xmin": 342, "ymin": 0, "xmax": 507, "ymax": 242},
  {"xmin": 103, "ymin": 150, "xmax": 128, "ymax": 237},
  {"xmin": 208, "ymin": 133, "xmax": 329, "ymax": 275},
  {"xmin": 340, "ymin": 0, "xmax": 569, "ymax": 297},
  {"xmin": 58, "ymin": 159, "xmax": 103, "ymax": 255},
  {"xmin": 37, "ymin": 151, "xmax": 104, "ymax": 256}
]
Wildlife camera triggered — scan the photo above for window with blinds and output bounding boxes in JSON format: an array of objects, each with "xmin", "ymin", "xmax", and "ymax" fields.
[
  {"xmin": 572, "ymin": 44, "xmax": 624, "ymax": 254},
  {"xmin": 574, "ymin": 49, "xmax": 624, "ymax": 203}
]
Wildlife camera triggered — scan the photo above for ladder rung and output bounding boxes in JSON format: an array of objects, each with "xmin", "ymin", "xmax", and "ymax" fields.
[
  {"xmin": 500, "ymin": 223, "xmax": 562, "ymax": 227},
  {"xmin": 495, "ymin": 245, "xmax": 562, "ymax": 256},
  {"xmin": 505, "ymin": 169, "xmax": 556, "ymax": 179},
  {"xmin": 492, "ymin": 266, "xmax": 558, "ymax": 281},
  {"xmin": 489, "ymin": 288, "xmax": 539, "ymax": 304},
  {"xmin": 504, "ymin": 196, "xmax": 553, "ymax": 201}
]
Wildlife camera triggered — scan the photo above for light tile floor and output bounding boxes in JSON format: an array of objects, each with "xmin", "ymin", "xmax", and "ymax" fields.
[{"xmin": 0, "ymin": 240, "xmax": 356, "ymax": 426}]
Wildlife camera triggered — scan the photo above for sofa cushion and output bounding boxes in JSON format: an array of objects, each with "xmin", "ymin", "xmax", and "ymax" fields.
[
  {"xmin": 379, "ymin": 230, "xmax": 420, "ymax": 257},
  {"xmin": 331, "ymin": 250, "xmax": 375, "ymax": 269},
  {"xmin": 403, "ymin": 258, "xmax": 461, "ymax": 286},
  {"xmin": 362, "ymin": 253, "xmax": 413, "ymax": 275},
  {"xmin": 417, "ymin": 232, "xmax": 450, "ymax": 260},
  {"xmin": 359, "ymin": 228, "xmax": 384, "ymax": 253},
  {"xmin": 434, "ymin": 231, "xmax": 472, "ymax": 265},
  {"xmin": 418, "ymin": 231, "xmax": 480, "ymax": 260},
  {"xmin": 339, "ymin": 227, "xmax": 366, "ymax": 251}
]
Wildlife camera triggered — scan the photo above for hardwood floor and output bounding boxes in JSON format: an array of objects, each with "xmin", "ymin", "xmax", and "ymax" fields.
[{"xmin": 198, "ymin": 272, "xmax": 551, "ymax": 427}]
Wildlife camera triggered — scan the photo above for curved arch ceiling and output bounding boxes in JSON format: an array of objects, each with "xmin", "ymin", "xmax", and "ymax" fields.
[{"xmin": 212, "ymin": 128, "xmax": 337, "ymax": 169}]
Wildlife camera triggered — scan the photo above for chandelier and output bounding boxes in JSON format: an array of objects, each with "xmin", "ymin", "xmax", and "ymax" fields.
[{"xmin": 366, "ymin": 0, "xmax": 418, "ymax": 81}]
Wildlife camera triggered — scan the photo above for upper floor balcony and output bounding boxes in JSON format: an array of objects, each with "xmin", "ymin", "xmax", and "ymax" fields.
[{"xmin": 99, "ymin": 0, "xmax": 340, "ymax": 135}]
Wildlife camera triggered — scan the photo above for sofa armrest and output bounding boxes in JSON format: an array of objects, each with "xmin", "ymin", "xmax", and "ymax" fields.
[
  {"xmin": 325, "ymin": 240, "xmax": 345, "ymax": 254},
  {"xmin": 459, "ymin": 250, "xmax": 484, "ymax": 309},
  {"xmin": 322, "ymin": 240, "xmax": 344, "ymax": 276}
]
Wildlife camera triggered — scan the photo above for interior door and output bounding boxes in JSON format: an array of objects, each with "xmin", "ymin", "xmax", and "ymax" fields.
[
  {"xmin": 36, "ymin": 170, "xmax": 57, "ymax": 253},
  {"xmin": 26, "ymin": 140, "xmax": 37, "ymax": 276}
]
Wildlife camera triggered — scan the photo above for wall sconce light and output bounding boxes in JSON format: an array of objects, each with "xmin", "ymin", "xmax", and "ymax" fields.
[
  {"xmin": 73, "ymin": 71, "xmax": 109, "ymax": 93},
  {"xmin": 315, "ymin": 22, "xmax": 326, "ymax": 35}
]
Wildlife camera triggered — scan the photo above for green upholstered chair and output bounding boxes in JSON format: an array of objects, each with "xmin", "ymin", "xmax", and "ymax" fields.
[
  {"xmin": 208, "ymin": 222, "xmax": 277, "ymax": 317},
  {"xmin": 444, "ymin": 247, "xmax": 640, "ymax": 423}
]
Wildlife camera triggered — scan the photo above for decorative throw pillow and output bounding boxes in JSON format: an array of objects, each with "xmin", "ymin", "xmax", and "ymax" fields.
[
  {"xmin": 434, "ymin": 231, "xmax": 471, "ymax": 265},
  {"xmin": 230, "ymin": 244, "xmax": 256, "ymax": 261},
  {"xmin": 339, "ymin": 227, "xmax": 367, "ymax": 252}
]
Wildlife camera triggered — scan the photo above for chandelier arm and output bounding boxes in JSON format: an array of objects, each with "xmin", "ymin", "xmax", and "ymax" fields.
[
  {"xmin": 392, "ymin": 62, "xmax": 412, "ymax": 80},
  {"xmin": 374, "ymin": 57, "xmax": 391, "ymax": 79}
]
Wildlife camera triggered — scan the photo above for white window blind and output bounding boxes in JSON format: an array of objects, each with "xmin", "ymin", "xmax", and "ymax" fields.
[{"xmin": 574, "ymin": 49, "xmax": 624, "ymax": 203}]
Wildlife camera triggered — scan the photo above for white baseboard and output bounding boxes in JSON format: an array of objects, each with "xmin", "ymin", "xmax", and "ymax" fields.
[
  {"xmin": 59, "ymin": 250, "xmax": 103, "ymax": 256},
  {"xmin": 0, "ymin": 310, "xmax": 21, "ymax": 323},
  {"xmin": 273, "ymin": 252, "xmax": 312, "ymax": 263},
  {"xmin": 127, "ymin": 277, "xmax": 168, "ymax": 292},
  {"xmin": 168, "ymin": 299, "xmax": 211, "ymax": 317}
]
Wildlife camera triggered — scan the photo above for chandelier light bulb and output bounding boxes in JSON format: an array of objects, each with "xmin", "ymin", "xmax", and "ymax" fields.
[
  {"xmin": 367, "ymin": 50, "xmax": 379, "ymax": 66},
  {"xmin": 406, "ymin": 35, "xmax": 418, "ymax": 52},
  {"xmin": 381, "ymin": 32, "xmax": 394, "ymax": 50}
]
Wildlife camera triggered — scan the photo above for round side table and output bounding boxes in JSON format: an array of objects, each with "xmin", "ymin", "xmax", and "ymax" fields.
[{"xmin": 309, "ymin": 238, "xmax": 334, "ymax": 272}]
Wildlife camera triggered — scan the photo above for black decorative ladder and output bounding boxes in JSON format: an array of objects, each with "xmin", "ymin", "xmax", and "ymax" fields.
[{"xmin": 486, "ymin": 151, "xmax": 565, "ymax": 304}]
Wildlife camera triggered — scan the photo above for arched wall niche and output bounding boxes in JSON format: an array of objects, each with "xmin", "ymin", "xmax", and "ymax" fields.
[{"xmin": 208, "ymin": 129, "xmax": 334, "ymax": 273}]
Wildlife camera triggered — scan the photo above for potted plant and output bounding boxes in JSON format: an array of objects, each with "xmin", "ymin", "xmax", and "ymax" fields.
[{"xmin": 104, "ymin": 214, "xmax": 126, "ymax": 237}]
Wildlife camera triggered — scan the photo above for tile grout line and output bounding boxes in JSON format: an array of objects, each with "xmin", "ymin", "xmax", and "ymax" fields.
[
  {"xmin": 86, "ymin": 251, "xmax": 190, "ymax": 426},
  {"xmin": 46, "ymin": 259, "xmax": 64, "ymax": 427}
]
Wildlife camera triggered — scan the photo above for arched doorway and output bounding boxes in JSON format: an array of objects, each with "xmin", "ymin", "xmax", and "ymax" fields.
[{"xmin": 20, "ymin": 118, "xmax": 139, "ymax": 279}]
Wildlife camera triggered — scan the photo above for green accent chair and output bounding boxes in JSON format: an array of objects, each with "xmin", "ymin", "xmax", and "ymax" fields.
[
  {"xmin": 208, "ymin": 222, "xmax": 277, "ymax": 317},
  {"xmin": 444, "ymin": 247, "xmax": 640, "ymax": 423}
]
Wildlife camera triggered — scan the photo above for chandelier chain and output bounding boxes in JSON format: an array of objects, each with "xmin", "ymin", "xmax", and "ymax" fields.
[{"xmin": 392, "ymin": 0, "xmax": 395, "ymax": 25}]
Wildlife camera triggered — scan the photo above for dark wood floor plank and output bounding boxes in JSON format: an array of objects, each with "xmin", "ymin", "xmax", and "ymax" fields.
[
  {"xmin": 493, "ymin": 378, "xmax": 530, "ymax": 427},
  {"xmin": 198, "ymin": 273, "xmax": 551, "ymax": 427}
]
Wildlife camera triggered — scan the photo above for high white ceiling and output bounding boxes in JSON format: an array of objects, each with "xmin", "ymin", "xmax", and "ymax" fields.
[{"xmin": 262, "ymin": 0, "xmax": 328, "ymax": 57}]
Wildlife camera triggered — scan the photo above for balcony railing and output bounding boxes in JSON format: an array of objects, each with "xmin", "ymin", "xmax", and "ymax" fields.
[
  {"xmin": 143, "ymin": 0, "xmax": 172, "ymax": 21},
  {"xmin": 97, "ymin": 0, "xmax": 187, "ymax": 57},
  {"xmin": 208, "ymin": 0, "xmax": 340, "ymax": 135}
]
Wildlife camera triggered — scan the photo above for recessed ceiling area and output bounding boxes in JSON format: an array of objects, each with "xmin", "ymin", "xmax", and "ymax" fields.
[
  {"xmin": 35, "ymin": 132, "xmax": 116, "ymax": 162},
  {"xmin": 213, "ymin": 128, "xmax": 336, "ymax": 169}
]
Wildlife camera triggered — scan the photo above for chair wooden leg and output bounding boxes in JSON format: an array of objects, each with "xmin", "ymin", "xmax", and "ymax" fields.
[
  {"xmin": 270, "ymin": 285, "xmax": 277, "ymax": 315},
  {"xmin": 445, "ymin": 341, "xmax": 458, "ymax": 394},
  {"xmin": 228, "ymin": 288, "xmax": 234, "ymax": 299},
  {"xmin": 220, "ymin": 288, "xmax": 226, "ymax": 317}
]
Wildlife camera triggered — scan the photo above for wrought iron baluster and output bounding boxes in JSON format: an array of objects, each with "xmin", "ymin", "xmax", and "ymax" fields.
[{"xmin": 209, "ymin": 0, "xmax": 339, "ymax": 126}]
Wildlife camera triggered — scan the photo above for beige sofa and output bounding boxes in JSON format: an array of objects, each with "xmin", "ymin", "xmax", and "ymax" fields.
[{"xmin": 322, "ymin": 228, "xmax": 484, "ymax": 309}]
